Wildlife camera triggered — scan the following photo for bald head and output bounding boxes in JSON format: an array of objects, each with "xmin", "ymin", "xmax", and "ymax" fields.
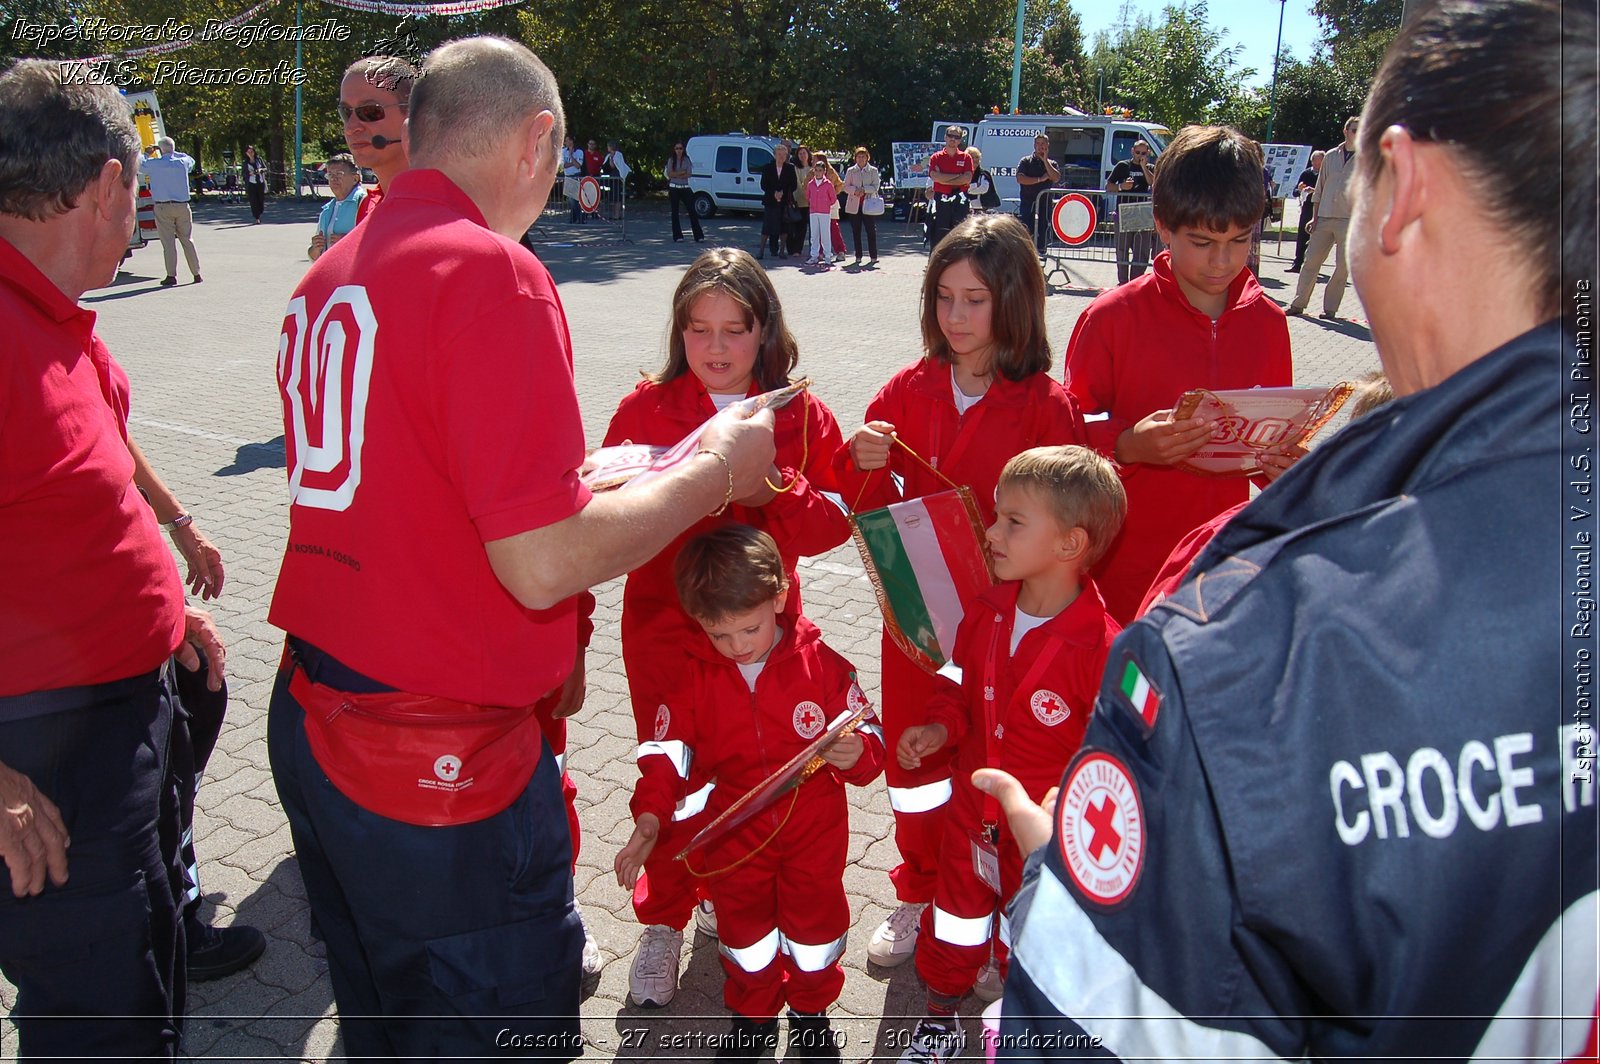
[{"xmin": 409, "ymin": 37, "xmax": 564, "ymax": 166}]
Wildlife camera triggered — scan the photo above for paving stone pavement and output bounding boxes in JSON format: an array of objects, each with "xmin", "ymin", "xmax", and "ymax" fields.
[{"xmin": 0, "ymin": 195, "xmax": 1377, "ymax": 1062}]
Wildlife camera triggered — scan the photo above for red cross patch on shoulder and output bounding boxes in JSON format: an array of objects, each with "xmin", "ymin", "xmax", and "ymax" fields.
[
  {"xmin": 1056, "ymin": 749, "xmax": 1145, "ymax": 908},
  {"xmin": 793, "ymin": 701, "xmax": 824, "ymax": 739},
  {"xmin": 653, "ymin": 704, "xmax": 671, "ymax": 741}
]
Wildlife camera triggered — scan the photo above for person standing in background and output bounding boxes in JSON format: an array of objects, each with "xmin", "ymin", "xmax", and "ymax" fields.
[
  {"xmin": 242, "ymin": 144, "xmax": 266, "ymax": 223},
  {"xmin": 665, "ymin": 141, "xmax": 703, "ymax": 242},
  {"xmin": 141, "ymin": 135, "xmax": 202, "ymax": 287}
]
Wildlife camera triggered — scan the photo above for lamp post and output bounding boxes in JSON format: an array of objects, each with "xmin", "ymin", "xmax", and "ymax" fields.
[
  {"xmin": 1265, "ymin": 0, "xmax": 1287, "ymax": 144},
  {"xmin": 1009, "ymin": 0, "xmax": 1025, "ymax": 113},
  {"xmin": 293, "ymin": 0, "xmax": 303, "ymax": 196}
]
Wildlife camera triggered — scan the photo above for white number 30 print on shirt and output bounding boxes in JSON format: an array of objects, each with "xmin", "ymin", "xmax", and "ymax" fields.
[{"xmin": 278, "ymin": 286, "xmax": 378, "ymax": 511}]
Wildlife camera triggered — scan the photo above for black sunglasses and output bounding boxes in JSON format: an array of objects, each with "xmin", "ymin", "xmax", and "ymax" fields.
[{"xmin": 337, "ymin": 102, "xmax": 404, "ymax": 123}]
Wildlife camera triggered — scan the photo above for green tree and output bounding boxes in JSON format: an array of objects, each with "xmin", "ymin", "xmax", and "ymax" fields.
[{"xmin": 1099, "ymin": 1, "xmax": 1255, "ymax": 128}]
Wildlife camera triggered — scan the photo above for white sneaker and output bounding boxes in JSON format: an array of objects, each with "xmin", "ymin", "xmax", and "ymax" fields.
[
  {"xmin": 971, "ymin": 956, "xmax": 1002, "ymax": 1002},
  {"xmin": 867, "ymin": 902, "xmax": 926, "ymax": 967},
  {"xmin": 897, "ymin": 1017, "xmax": 965, "ymax": 1063},
  {"xmin": 693, "ymin": 898, "xmax": 719, "ymax": 939},
  {"xmin": 578, "ymin": 909, "xmax": 602, "ymax": 977},
  {"xmin": 628, "ymin": 924, "xmax": 683, "ymax": 1008}
]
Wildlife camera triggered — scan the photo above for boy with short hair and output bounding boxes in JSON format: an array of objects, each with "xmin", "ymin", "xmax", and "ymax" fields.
[
  {"xmin": 1064, "ymin": 125, "xmax": 1294, "ymax": 623},
  {"xmin": 616, "ymin": 525, "xmax": 885, "ymax": 1062},
  {"xmin": 894, "ymin": 446, "xmax": 1125, "ymax": 1062}
]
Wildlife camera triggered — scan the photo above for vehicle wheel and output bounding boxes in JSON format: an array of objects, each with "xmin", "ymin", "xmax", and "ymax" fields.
[{"xmin": 693, "ymin": 192, "xmax": 716, "ymax": 219}]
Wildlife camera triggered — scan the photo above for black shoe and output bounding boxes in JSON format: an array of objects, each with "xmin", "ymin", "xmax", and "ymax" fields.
[
  {"xmin": 1286, "ymin": 264, "xmax": 1301, "ymax": 272},
  {"xmin": 159, "ymin": 276, "xmax": 177, "ymax": 287},
  {"xmin": 787, "ymin": 1011, "xmax": 840, "ymax": 1060},
  {"xmin": 1319, "ymin": 311, "xmax": 1339, "ymax": 320},
  {"xmin": 192, "ymin": 275, "xmax": 203, "ymax": 284},
  {"xmin": 716, "ymin": 1016, "xmax": 778, "ymax": 1061},
  {"xmin": 186, "ymin": 922, "xmax": 266, "ymax": 982}
]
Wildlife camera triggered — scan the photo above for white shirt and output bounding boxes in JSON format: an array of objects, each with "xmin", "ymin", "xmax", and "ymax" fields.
[
  {"xmin": 709, "ymin": 391, "xmax": 745, "ymax": 411},
  {"xmin": 1011, "ymin": 607, "xmax": 1052, "ymax": 654},
  {"xmin": 952, "ymin": 370, "xmax": 986, "ymax": 416}
]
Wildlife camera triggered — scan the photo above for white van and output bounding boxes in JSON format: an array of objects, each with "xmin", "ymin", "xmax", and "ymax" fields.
[
  {"xmin": 685, "ymin": 133, "xmax": 784, "ymax": 218},
  {"xmin": 934, "ymin": 114, "xmax": 1173, "ymax": 212}
]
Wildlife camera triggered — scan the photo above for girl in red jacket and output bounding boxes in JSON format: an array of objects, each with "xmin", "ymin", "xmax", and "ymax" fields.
[
  {"xmin": 604, "ymin": 247, "xmax": 852, "ymax": 1009},
  {"xmin": 833, "ymin": 214, "xmax": 1085, "ymax": 967}
]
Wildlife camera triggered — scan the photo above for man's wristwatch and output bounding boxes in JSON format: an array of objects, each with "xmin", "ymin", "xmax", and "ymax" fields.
[{"xmin": 161, "ymin": 512, "xmax": 194, "ymax": 532}]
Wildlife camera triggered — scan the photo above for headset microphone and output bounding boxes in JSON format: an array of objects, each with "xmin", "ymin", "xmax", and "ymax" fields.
[{"xmin": 370, "ymin": 134, "xmax": 399, "ymax": 149}]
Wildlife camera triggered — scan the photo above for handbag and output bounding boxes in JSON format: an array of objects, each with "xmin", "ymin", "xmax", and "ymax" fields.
[
  {"xmin": 785, "ymin": 202, "xmax": 807, "ymax": 224},
  {"xmin": 863, "ymin": 192, "xmax": 885, "ymax": 216}
]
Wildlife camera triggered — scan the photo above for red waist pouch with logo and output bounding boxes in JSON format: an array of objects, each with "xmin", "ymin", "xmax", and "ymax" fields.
[{"xmin": 289, "ymin": 667, "xmax": 542, "ymax": 827}]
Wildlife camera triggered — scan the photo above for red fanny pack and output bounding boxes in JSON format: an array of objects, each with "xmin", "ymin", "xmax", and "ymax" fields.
[{"xmin": 289, "ymin": 667, "xmax": 542, "ymax": 827}]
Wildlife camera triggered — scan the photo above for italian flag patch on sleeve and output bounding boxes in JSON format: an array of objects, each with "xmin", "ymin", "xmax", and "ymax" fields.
[{"xmin": 1120, "ymin": 658, "xmax": 1161, "ymax": 730}]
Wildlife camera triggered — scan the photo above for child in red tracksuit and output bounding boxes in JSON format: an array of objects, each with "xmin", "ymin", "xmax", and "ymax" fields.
[
  {"xmin": 894, "ymin": 447, "xmax": 1125, "ymax": 1062},
  {"xmin": 1064, "ymin": 125, "xmax": 1296, "ymax": 624},
  {"xmin": 616, "ymin": 525, "xmax": 885, "ymax": 1061},
  {"xmin": 605, "ymin": 248, "xmax": 852, "ymax": 1008},
  {"xmin": 833, "ymin": 214, "xmax": 1085, "ymax": 966}
]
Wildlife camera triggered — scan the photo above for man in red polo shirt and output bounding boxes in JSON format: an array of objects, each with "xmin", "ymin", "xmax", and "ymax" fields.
[
  {"xmin": 927, "ymin": 125, "xmax": 974, "ymax": 248},
  {"xmin": 269, "ymin": 36, "xmax": 775, "ymax": 1059},
  {"xmin": 0, "ymin": 59, "xmax": 227, "ymax": 1059}
]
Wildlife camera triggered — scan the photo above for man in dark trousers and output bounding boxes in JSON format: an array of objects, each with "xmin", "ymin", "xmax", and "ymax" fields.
[{"xmin": 1287, "ymin": 149, "xmax": 1323, "ymax": 272}]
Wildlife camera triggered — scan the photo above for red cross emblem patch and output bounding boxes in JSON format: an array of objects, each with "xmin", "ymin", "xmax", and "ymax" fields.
[
  {"xmin": 1056, "ymin": 750, "xmax": 1144, "ymax": 907},
  {"xmin": 653, "ymin": 704, "xmax": 671, "ymax": 742},
  {"xmin": 1030, "ymin": 688, "xmax": 1071, "ymax": 727},
  {"xmin": 847, "ymin": 681, "xmax": 870, "ymax": 715},
  {"xmin": 793, "ymin": 701, "xmax": 824, "ymax": 739}
]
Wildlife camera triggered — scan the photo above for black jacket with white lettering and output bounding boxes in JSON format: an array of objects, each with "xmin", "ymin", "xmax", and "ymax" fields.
[{"xmin": 1000, "ymin": 322, "xmax": 1598, "ymax": 1061}]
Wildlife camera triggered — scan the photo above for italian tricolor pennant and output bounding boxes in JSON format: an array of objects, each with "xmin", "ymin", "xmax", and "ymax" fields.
[
  {"xmin": 851, "ymin": 488, "xmax": 995, "ymax": 675},
  {"xmin": 1120, "ymin": 659, "xmax": 1161, "ymax": 729}
]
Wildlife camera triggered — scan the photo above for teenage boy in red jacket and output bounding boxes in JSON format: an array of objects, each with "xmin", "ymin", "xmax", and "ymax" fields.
[
  {"xmin": 617, "ymin": 525, "xmax": 885, "ymax": 1062},
  {"xmin": 894, "ymin": 447, "xmax": 1125, "ymax": 1063},
  {"xmin": 1064, "ymin": 125, "xmax": 1296, "ymax": 623}
]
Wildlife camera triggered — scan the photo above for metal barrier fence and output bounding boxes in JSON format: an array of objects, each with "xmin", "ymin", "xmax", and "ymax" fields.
[
  {"xmin": 526, "ymin": 174, "xmax": 632, "ymax": 244},
  {"xmin": 1035, "ymin": 188, "xmax": 1159, "ymax": 289}
]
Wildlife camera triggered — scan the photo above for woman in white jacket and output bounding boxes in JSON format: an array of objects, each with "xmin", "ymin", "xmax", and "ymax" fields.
[{"xmin": 841, "ymin": 147, "xmax": 883, "ymax": 266}]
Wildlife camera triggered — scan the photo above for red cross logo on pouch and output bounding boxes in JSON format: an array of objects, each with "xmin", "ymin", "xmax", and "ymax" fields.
[
  {"xmin": 793, "ymin": 701, "xmax": 824, "ymax": 739},
  {"xmin": 1057, "ymin": 750, "xmax": 1144, "ymax": 907},
  {"xmin": 433, "ymin": 755, "xmax": 462, "ymax": 783},
  {"xmin": 1030, "ymin": 688, "xmax": 1070, "ymax": 727}
]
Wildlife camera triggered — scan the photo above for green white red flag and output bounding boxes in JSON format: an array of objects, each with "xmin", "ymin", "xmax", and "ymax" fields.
[{"xmin": 850, "ymin": 487, "xmax": 994, "ymax": 675}]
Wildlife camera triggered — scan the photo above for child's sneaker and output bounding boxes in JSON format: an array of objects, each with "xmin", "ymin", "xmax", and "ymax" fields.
[
  {"xmin": 627, "ymin": 924, "xmax": 683, "ymax": 1008},
  {"xmin": 787, "ymin": 1010, "xmax": 841, "ymax": 1060},
  {"xmin": 693, "ymin": 897, "xmax": 719, "ymax": 939},
  {"xmin": 716, "ymin": 1015, "xmax": 779, "ymax": 1061},
  {"xmin": 971, "ymin": 956, "xmax": 1003, "ymax": 1002},
  {"xmin": 897, "ymin": 1017, "xmax": 965, "ymax": 1063},
  {"xmin": 866, "ymin": 902, "xmax": 926, "ymax": 967}
]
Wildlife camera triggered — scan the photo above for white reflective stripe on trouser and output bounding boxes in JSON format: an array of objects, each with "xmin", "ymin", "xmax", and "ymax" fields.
[
  {"xmin": 781, "ymin": 932, "xmax": 848, "ymax": 972},
  {"xmin": 554, "ymin": 751, "xmax": 567, "ymax": 775},
  {"xmin": 887, "ymin": 778, "xmax": 953, "ymax": 814},
  {"xmin": 933, "ymin": 905, "xmax": 992, "ymax": 948},
  {"xmin": 673, "ymin": 781, "xmax": 715, "ymax": 821},
  {"xmin": 1012, "ymin": 862, "xmax": 1298, "ymax": 1061},
  {"xmin": 998, "ymin": 911, "xmax": 1012, "ymax": 949},
  {"xmin": 721, "ymin": 928, "xmax": 782, "ymax": 973},
  {"xmin": 637, "ymin": 740, "xmax": 691, "ymax": 779}
]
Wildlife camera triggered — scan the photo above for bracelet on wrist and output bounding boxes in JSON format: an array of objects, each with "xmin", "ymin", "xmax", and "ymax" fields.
[
  {"xmin": 161, "ymin": 512, "xmax": 194, "ymax": 532},
  {"xmin": 695, "ymin": 449, "xmax": 735, "ymax": 517}
]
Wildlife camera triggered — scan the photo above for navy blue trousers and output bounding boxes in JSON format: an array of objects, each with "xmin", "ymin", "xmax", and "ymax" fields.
[
  {"xmin": 0, "ymin": 670, "xmax": 184, "ymax": 1061},
  {"xmin": 268, "ymin": 647, "xmax": 583, "ymax": 1060}
]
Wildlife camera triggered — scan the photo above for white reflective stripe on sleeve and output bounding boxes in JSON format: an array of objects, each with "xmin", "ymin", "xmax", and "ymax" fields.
[
  {"xmin": 554, "ymin": 752, "xmax": 567, "ymax": 775},
  {"xmin": 1013, "ymin": 863, "xmax": 1298, "ymax": 1061},
  {"xmin": 937, "ymin": 659, "xmax": 964, "ymax": 685},
  {"xmin": 673, "ymin": 781, "xmax": 715, "ymax": 821},
  {"xmin": 781, "ymin": 932, "xmax": 848, "ymax": 972},
  {"xmin": 858, "ymin": 720, "xmax": 885, "ymax": 744},
  {"xmin": 637, "ymin": 740, "xmax": 691, "ymax": 779},
  {"xmin": 1468, "ymin": 890, "xmax": 1598, "ymax": 1062},
  {"xmin": 933, "ymin": 905, "xmax": 993, "ymax": 948},
  {"xmin": 721, "ymin": 927, "xmax": 782, "ymax": 973},
  {"xmin": 998, "ymin": 911, "xmax": 1012, "ymax": 949},
  {"xmin": 887, "ymin": 778, "xmax": 953, "ymax": 813}
]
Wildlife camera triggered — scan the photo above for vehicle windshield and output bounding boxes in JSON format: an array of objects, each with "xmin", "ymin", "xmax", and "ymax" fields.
[{"xmin": 1147, "ymin": 128, "xmax": 1173, "ymax": 150}]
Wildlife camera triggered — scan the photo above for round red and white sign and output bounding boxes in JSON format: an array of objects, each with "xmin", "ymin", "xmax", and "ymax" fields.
[
  {"xmin": 793, "ymin": 701, "xmax": 825, "ymax": 739},
  {"xmin": 1051, "ymin": 192, "xmax": 1097, "ymax": 246},
  {"xmin": 1030, "ymin": 688, "xmax": 1071, "ymax": 727},
  {"xmin": 653, "ymin": 704, "xmax": 671, "ymax": 741},
  {"xmin": 847, "ymin": 682, "xmax": 870, "ymax": 715},
  {"xmin": 1056, "ymin": 750, "xmax": 1144, "ymax": 906},
  {"xmin": 578, "ymin": 175, "xmax": 602, "ymax": 213}
]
